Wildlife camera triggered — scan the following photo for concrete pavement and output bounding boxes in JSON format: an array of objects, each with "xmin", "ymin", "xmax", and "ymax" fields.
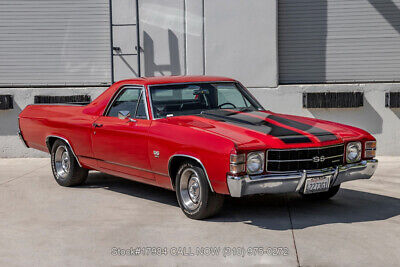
[{"xmin": 0, "ymin": 157, "xmax": 399, "ymax": 266}]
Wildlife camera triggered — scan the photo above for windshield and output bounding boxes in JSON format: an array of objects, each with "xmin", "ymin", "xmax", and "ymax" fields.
[{"xmin": 149, "ymin": 82, "xmax": 262, "ymax": 119}]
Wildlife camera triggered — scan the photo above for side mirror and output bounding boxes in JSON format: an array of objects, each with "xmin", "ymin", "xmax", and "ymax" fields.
[{"xmin": 118, "ymin": 110, "xmax": 137, "ymax": 122}]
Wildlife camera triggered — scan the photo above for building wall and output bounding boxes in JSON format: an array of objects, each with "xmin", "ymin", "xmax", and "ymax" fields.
[
  {"xmin": 204, "ymin": 0, "xmax": 278, "ymax": 87},
  {"xmin": 278, "ymin": 0, "xmax": 400, "ymax": 83},
  {"xmin": 127, "ymin": 0, "xmax": 278, "ymax": 87},
  {"xmin": 0, "ymin": 0, "xmax": 111, "ymax": 86},
  {"xmin": 1, "ymin": 0, "xmax": 400, "ymax": 157}
]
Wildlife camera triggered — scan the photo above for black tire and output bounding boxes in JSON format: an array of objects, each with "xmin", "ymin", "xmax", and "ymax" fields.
[
  {"xmin": 300, "ymin": 184, "xmax": 341, "ymax": 200},
  {"xmin": 51, "ymin": 139, "xmax": 88, "ymax": 187},
  {"xmin": 175, "ymin": 161, "xmax": 224, "ymax": 220}
]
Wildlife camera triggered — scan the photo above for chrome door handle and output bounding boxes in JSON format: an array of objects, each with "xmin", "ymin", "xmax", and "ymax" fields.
[{"xmin": 93, "ymin": 123, "xmax": 103, "ymax": 128}]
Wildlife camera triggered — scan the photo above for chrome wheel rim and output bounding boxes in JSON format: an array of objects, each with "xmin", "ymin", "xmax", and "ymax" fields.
[
  {"xmin": 179, "ymin": 168, "xmax": 201, "ymax": 211},
  {"xmin": 54, "ymin": 146, "xmax": 70, "ymax": 179}
]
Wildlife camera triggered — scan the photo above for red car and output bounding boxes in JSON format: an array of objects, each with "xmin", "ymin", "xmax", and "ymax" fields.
[{"xmin": 18, "ymin": 76, "xmax": 378, "ymax": 219}]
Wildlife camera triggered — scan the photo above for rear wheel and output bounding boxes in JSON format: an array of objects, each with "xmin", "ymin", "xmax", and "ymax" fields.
[
  {"xmin": 175, "ymin": 162, "xmax": 224, "ymax": 219},
  {"xmin": 300, "ymin": 184, "xmax": 341, "ymax": 200},
  {"xmin": 51, "ymin": 139, "xmax": 88, "ymax": 187}
]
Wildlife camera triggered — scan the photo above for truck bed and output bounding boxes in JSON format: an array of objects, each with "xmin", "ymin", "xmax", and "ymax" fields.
[{"xmin": 19, "ymin": 104, "xmax": 95, "ymax": 157}]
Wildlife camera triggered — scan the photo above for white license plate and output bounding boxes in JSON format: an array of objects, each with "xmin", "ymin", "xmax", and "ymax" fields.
[{"xmin": 303, "ymin": 175, "xmax": 331, "ymax": 194}]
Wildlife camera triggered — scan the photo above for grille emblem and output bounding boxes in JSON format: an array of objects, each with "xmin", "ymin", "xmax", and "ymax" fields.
[{"xmin": 313, "ymin": 156, "xmax": 325, "ymax": 163}]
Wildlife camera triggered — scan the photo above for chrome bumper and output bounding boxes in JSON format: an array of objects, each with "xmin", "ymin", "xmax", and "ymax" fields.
[{"xmin": 227, "ymin": 159, "xmax": 378, "ymax": 197}]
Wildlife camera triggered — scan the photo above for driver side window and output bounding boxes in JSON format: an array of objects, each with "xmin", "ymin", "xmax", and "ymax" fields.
[{"xmin": 107, "ymin": 88, "xmax": 147, "ymax": 119}]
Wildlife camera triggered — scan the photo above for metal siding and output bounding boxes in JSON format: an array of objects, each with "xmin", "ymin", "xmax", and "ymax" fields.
[
  {"xmin": 111, "ymin": 0, "xmax": 139, "ymax": 80},
  {"xmin": 279, "ymin": 0, "xmax": 400, "ymax": 83},
  {"xmin": 139, "ymin": 0, "xmax": 185, "ymax": 77},
  {"xmin": 0, "ymin": 0, "xmax": 111, "ymax": 86},
  {"xmin": 205, "ymin": 0, "xmax": 278, "ymax": 87}
]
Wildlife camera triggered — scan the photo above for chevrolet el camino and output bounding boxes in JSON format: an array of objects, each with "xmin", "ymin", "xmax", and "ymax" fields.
[{"xmin": 18, "ymin": 76, "xmax": 378, "ymax": 219}]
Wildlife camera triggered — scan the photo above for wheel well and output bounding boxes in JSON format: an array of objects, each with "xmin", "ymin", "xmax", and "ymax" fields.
[
  {"xmin": 168, "ymin": 156, "xmax": 201, "ymax": 190},
  {"xmin": 45, "ymin": 136, "xmax": 82, "ymax": 167},
  {"xmin": 46, "ymin": 136, "xmax": 58, "ymax": 152}
]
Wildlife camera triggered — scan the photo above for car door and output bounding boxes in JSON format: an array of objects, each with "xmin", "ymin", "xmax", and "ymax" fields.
[{"xmin": 91, "ymin": 86, "xmax": 154, "ymax": 180}]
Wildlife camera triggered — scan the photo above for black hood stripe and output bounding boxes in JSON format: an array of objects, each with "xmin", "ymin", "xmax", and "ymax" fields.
[
  {"xmin": 198, "ymin": 110, "xmax": 312, "ymax": 144},
  {"xmin": 235, "ymin": 111, "xmax": 338, "ymax": 142},
  {"xmin": 266, "ymin": 114, "xmax": 338, "ymax": 142}
]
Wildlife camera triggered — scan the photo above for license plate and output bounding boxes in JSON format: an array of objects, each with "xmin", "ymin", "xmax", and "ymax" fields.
[{"xmin": 303, "ymin": 175, "xmax": 331, "ymax": 194}]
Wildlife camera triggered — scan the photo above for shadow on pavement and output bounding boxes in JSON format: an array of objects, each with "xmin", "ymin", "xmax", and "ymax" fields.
[
  {"xmin": 214, "ymin": 189, "xmax": 400, "ymax": 230},
  {"xmin": 82, "ymin": 172, "xmax": 400, "ymax": 230},
  {"xmin": 81, "ymin": 171, "xmax": 179, "ymax": 207}
]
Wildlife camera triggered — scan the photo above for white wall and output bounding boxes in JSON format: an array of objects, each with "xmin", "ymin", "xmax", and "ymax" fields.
[
  {"xmin": 133, "ymin": 0, "xmax": 278, "ymax": 87},
  {"xmin": 204, "ymin": 0, "xmax": 278, "ymax": 87}
]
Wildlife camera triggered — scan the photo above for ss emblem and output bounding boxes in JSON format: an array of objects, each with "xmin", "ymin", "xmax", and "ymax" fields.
[{"xmin": 313, "ymin": 156, "xmax": 325, "ymax": 163}]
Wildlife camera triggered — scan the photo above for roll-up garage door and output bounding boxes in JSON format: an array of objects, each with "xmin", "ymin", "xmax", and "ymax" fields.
[
  {"xmin": 0, "ymin": 0, "xmax": 111, "ymax": 86},
  {"xmin": 279, "ymin": 0, "xmax": 400, "ymax": 84}
]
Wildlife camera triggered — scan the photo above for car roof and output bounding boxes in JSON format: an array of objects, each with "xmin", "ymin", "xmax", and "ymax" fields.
[{"xmin": 116, "ymin": 75, "xmax": 236, "ymax": 86}]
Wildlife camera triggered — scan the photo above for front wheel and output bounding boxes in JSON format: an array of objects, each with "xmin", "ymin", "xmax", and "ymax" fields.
[
  {"xmin": 176, "ymin": 162, "xmax": 224, "ymax": 219},
  {"xmin": 300, "ymin": 184, "xmax": 341, "ymax": 200},
  {"xmin": 51, "ymin": 139, "xmax": 88, "ymax": 187}
]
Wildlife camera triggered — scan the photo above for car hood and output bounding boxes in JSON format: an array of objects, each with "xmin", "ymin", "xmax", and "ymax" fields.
[{"xmin": 161, "ymin": 110, "xmax": 374, "ymax": 151}]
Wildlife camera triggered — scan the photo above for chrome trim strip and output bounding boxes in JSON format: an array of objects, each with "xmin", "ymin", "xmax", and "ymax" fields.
[
  {"xmin": 147, "ymin": 84, "xmax": 155, "ymax": 120},
  {"xmin": 267, "ymin": 143, "xmax": 344, "ymax": 152},
  {"xmin": 267, "ymin": 154, "xmax": 344, "ymax": 163},
  {"xmin": 104, "ymin": 160, "xmax": 168, "ymax": 177},
  {"xmin": 30, "ymin": 103, "xmax": 87, "ymax": 106},
  {"xmin": 45, "ymin": 135, "xmax": 82, "ymax": 167},
  {"xmin": 168, "ymin": 154, "xmax": 214, "ymax": 192},
  {"xmin": 80, "ymin": 156, "xmax": 169, "ymax": 177},
  {"xmin": 78, "ymin": 155, "xmax": 169, "ymax": 177},
  {"xmin": 133, "ymin": 90, "xmax": 144, "ymax": 118}
]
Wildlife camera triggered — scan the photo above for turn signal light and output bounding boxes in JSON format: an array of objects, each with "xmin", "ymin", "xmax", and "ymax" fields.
[
  {"xmin": 230, "ymin": 153, "xmax": 246, "ymax": 174},
  {"xmin": 365, "ymin": 141, "xmax": 376, "ymax": 150},
  {"xmin": 365, "ymin": 150, "xmax": 376, "ymax": 158},
  {"xmin": 365, "ymin": 141, "xmax": 377, "ymax": 158},
  {"xmin": 230, "ymin": 154, "xmax": 245, "ymax": 164},
  {"xmin": 230, "ymin": 163, "xmax": 246, "ymax": 174}
]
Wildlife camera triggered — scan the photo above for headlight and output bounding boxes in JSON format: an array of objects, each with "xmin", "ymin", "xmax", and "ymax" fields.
[
  {"xmin": 246, "ymin": 151, "xmax": 265, "ymax": 174},
  {"xmin": 346, "ymin": 142, "xmax": 361, "ymax": 163}
]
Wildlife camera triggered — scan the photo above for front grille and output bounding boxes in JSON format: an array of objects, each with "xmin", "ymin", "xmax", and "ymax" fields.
[{"xmin": 267, "ymin": 144, "xmax": 345, "ymax": 172}]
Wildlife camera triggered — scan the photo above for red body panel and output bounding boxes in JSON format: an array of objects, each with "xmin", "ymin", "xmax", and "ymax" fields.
[
  {"xmin": 91, "ymin": 116, "xmax": 153, "ymax": 180},
  {"xmin": 19, "ymin": 76, "xmax": 376, "ymax": 195}
]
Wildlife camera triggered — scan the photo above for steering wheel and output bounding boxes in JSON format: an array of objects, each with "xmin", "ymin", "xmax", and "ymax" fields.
[{"xmin": 218, "ymin": 102, "xmax": 237, "ymax": 109}]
